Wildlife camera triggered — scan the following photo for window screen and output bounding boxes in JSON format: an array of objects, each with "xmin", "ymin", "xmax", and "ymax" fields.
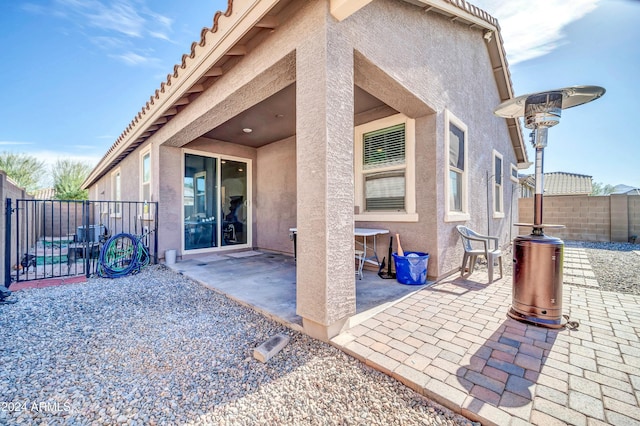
[
  {"xmin": 362, "ymin": 123, "xmax": 406, "ymax": 211},
  {"xmin": 449, "ymin": 124, "xmax": 465, "ymax": 171},
  {"xmin": 365, "ymin": 171, "xmax": 405, "ymax": 211},
  {"xmin": 363, "ymin": 124, "xmax": 405, "ymax": 170},
  {"xmin": 495, "ymin": 156, "xmax": 502, "ymax": 185}
]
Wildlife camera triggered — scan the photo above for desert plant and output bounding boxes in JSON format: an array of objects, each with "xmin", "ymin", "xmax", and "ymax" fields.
[
  {"xmin": 53, "ymin": 159, "xmax": 93, "ymax": 200},
  {"xmin": 0, "ymin": 151, "xmax": 47, "ymax": 193}
]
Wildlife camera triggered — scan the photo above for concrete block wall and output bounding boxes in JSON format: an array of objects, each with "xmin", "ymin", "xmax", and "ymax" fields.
[
  {"xmin": 518, "ymin": 195, "xmax": 640, "ymax": 242},
  {"xmin": 629, "ymin": 195, "xmax": 640, "ymax": 240},
  {"xmin": 1, "ymin": 171, "xmax": 32, "ymax": 286},
  {"xmin": 610, "ymin": 195, "xmax": 629, "ymax": 242}
]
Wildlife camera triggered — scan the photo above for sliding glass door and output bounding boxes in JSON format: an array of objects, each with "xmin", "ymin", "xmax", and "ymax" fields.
[
  {"xmin": 184, "ymin": 152, "xmax": 249, "ymax": 251},
  {"xmin": 221, "ymin": 159, "xmax": 247, "ymax": 246}
]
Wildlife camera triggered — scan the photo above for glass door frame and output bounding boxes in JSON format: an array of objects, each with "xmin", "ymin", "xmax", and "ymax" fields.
[{"xmin": 181, "ymin": 148, "xmax": 252, "ymax": 253}]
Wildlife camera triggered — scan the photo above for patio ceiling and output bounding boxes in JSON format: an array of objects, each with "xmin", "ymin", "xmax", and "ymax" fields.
[{"xmin": 202, "ymin": 84, "xmax": 393, "ymax": 148}]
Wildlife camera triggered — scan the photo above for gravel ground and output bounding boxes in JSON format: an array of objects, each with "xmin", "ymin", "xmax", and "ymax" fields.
[
  {"xmin": 0, "ymin": 265, "xmax": 474, "ymax": 426},
  {"xmin": 565, "ymin": 240, "xmax": 640, "ymax": 295}
]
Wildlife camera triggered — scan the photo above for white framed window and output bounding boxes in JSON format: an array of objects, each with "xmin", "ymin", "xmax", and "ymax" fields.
[
  {"xmin": 354, "ymin": 114, "xmax": 417, "ymax": 222},
  {"xmin": 493, "ymin": 150, "xmax": 504, "ymax": 218},
  {"xmin": 140, "ymin": 148, "xmax": 151, "ymax": 202},
  {"xmin": 444, "ymin": 110, "xmax": 469, "ymax": 222},
  {"xmin": 111, "ymin": 167, "xmax": 121, "ymax": 217},
  {"xmin": 510, "ymin": 163, "xmax": 519, "ymax": 183}
]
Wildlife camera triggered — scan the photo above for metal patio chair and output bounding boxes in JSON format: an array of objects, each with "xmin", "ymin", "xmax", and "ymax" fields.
[{"xmin": 455, "ymin": 225, "xmax": 503, "ymax": 283}]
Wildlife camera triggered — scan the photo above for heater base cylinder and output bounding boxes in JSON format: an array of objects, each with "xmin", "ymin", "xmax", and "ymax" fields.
[{"xmin": 509, "ymin": 234, "xmax": 565, "ymax": 329}]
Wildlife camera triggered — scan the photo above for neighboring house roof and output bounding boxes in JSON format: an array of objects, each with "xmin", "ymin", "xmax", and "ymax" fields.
[
  {"xmin": 518, "ymin": 172, "xmax": 594, "ymax": 196},
  {"xmin": 83, "ymin": 0, "xmax": 528, "ymax": 188},
  {"xmin": 518, "ymin": 173, "xmax": 534, "ymax": 187},
  {"xmin": 31, "ymin": 188, "xmax": 56, "ymax": 199},
  {"xmin": 543, "ymin": 172, "xmax": 593, "ymax": 196},
  {"xmin": 611, "ymin": 184, "xmax": 640, "ymax": 195}
]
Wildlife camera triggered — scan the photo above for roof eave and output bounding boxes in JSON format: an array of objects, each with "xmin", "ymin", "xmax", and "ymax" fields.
[
  {"xmin": 84, "ymin": 0, "xmax": 529, "ymax": 189},
  {"xmin": 409, "ymin": 0, "xmax": 528, "ymax": 165},
  {"xmin": 83, "ymin": 0, "xmax": 282, "ymax": 189}
]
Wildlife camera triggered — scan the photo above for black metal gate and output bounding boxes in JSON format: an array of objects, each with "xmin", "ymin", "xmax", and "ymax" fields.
[{"xmin": 4, "ymin": 199, "xmax": 158, "ymax": 287}]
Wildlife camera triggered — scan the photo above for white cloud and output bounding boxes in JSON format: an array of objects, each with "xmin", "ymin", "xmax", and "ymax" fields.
[
  {"xmin": 30, "ymin": 149, "xmax": 101, "ymax": 168},
  {"xmin": 148, "ymin": 31, "xmax": 171, "ymax": 42},
  {"xmin": 21, "ymin": 3, "xmax": 47, "ymax": 14},
  {"xmin": 45, "ymin": 0, "xmax": 174, "ymax": 65},
  {"xmin": 0, "ymin": 141, "xmax": 34, "ymax": 146},
  {"xmin": 90, "ymin": 35, "xmax": 128, "ymax": 51},
  {"xmin": 87, "ymin": 1, "xmax": 146, "ymax": 37},
  {"xmin": 53, "ymin": 0, "xmax": 173, "ymax": 38},
  {"xmin": 472, "ymin": 0, "xmax": 601, "ymax": 64},
  {"xmin": 111, "ymin": 51, "xmax": 153, "ymax": 65}
]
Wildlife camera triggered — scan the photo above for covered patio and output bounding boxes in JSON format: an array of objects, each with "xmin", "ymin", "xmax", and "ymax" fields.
[{"xmin": 166, "ymin": 250, "xmax": 431, "ymax": 329}]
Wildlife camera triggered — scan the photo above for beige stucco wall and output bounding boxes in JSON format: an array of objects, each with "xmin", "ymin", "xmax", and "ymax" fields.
[
  {"xmin": 255, "ymin": 136, "xmax": 296, "ymax": 253},
  {"xmin": 347, "ymin": 0, "xmax": 518, "ymax": 277},
  {"xmin": 295, "ymin": 2, "xmax": 356, "ymax": 334},
  {"xmin": 88, "ymin": 139, "xmax": 153, "ymax": 203},
  {"xmin": 87, "ymin": 140, "xmax": 153, "ymax": 245},
  {"xmin": 157, "ymin": 144, "xmax": 183, "ymax": 258}
]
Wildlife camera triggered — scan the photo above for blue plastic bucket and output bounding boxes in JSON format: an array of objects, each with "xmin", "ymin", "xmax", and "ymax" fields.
[{"xmin": 392, "ymin": 251, "xmax": 429, "ymax": 285}]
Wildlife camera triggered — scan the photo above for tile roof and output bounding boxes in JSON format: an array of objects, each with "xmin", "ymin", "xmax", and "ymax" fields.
[
  {"xmin": 543, "ymin": 172, "xmax": 593, "ymax": 196},
  {"xmin": 85, "ymin": 0, "xmax": 235, "ymax": 187},
  {"xmin": 612, "ymin": 184, "xmax": 640, "ymax": 195},
  {"xmin": 31, "ymin": 188, "xmax": 56, "ymax": 199}
]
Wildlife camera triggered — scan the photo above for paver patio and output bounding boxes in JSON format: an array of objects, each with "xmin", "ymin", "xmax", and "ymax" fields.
[{"xmin": 332, "ymin": 253, "xmax": 640, "ymax": 425}]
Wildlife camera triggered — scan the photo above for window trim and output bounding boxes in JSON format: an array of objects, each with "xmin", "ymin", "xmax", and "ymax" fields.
[
  {"xmin": 140, "ymin": 147, "xmax": 152, "ymax": 202},
  {"xmin": 493, "ymin": 149, "xmax": 504, "ymax": 218},
  {"xmin": 444, "ymin": 110, "xmax": 469, "ymax": 222},
  {"xmin": 510, "ymin": 163, "xmax": 519, "ymax": 183},
  {"xmin": 111, "ymin": 167, "xmax": 122, "ymax": 218},
  {"xmin": 354, "ymin": 113, "xmax": 418, "ymax": 222}
]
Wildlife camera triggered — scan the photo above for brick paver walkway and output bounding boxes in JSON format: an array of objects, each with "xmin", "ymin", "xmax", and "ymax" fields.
[
  {"xmin": 333, "ymin": 266, "xmax": 640, "ymax": 425},
  {"xmin": 564, "ymin": 248, "xmax": 599, "ymax": 287}
]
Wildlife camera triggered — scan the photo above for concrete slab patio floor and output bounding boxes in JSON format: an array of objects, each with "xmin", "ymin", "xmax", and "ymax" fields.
[
  {"xmin": 167, "ymin": 250, "xmax": 430, "ymax": 329},
  {"xmin": 332, "ymin": 266, "xmax": 640, "ymax": 425}
]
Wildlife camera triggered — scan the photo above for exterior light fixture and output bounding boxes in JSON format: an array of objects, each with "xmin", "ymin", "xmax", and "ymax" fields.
[{"xmin": 242, "ymin": 128, "xmax": 253, "ymax": 133}]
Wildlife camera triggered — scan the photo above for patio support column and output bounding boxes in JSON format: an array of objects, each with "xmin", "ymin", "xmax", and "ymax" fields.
[{"xmin": 296, "ymin": 14, "xmax": 355, "ymax": 341}]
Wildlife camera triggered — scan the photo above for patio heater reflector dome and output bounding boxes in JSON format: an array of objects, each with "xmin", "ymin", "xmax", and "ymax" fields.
[{"xmin": 494, "ymin": 85, "xmax": 605, "ymax": 329}]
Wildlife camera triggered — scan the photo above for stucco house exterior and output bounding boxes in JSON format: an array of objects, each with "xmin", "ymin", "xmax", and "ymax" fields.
[{"xmin": 84, "ymin": 0, "xmax": 528, "ymax": 340}]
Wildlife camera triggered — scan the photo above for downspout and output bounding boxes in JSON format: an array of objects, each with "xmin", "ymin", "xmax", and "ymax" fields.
[
  {"xmin": 486, "ymin": 171, "xmax": 492, "ymax": 236},
  {"xmin": 509, "ymin": 182, "xmax": 516, "ymax": 242}
]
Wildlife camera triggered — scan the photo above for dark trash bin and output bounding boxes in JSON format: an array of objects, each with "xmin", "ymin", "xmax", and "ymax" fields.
[{"xmin": 392, "ymin": 251, "xmax": 429, "ymax": 285}]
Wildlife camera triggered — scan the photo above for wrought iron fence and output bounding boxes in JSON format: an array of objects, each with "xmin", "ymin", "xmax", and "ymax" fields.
[{"xmin": 4, "ymin": 199, "xmax": 158, "ymax": 287}]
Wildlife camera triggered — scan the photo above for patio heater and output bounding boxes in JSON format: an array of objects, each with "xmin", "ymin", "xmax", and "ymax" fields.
[{"xmin": 494, "ymin": 85, "xmax": 605, "ymax": 328}]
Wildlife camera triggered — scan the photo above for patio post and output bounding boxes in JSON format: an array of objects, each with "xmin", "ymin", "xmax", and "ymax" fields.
[{"xmin": 295, "ymin": 16, "xmax": 356, "ymax": 341}]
